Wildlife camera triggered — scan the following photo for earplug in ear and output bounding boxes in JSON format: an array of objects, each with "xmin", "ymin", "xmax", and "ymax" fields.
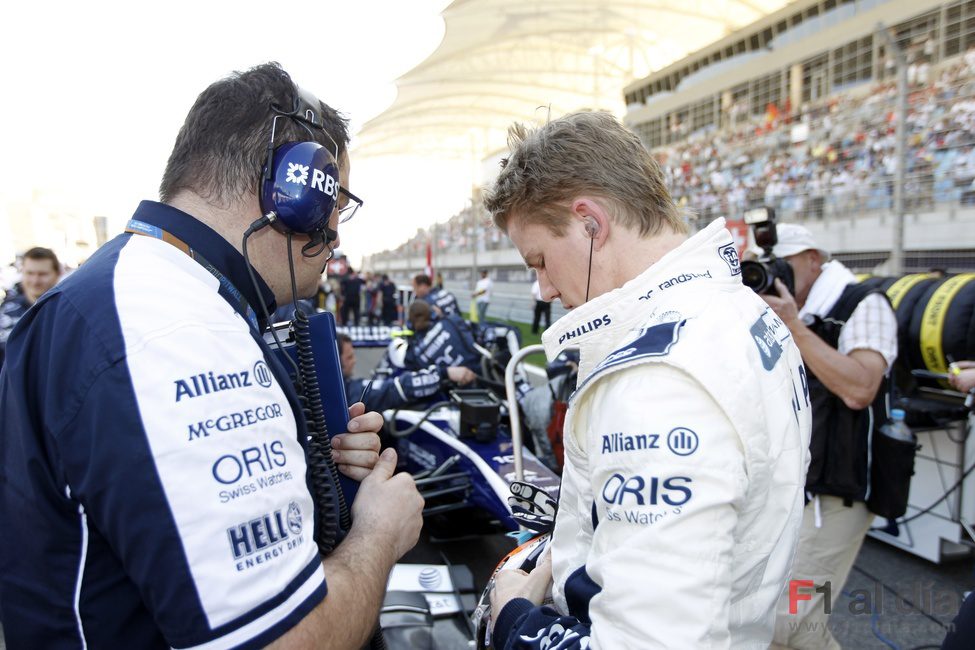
[{"xmin": 584, "ymin": 217, "xmax": 599, "ymax": 238}]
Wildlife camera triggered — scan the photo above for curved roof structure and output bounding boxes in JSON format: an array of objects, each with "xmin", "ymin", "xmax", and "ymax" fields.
[{"xmin": 354, "ymin": 0, "xmax": 793, "ymax": 161}]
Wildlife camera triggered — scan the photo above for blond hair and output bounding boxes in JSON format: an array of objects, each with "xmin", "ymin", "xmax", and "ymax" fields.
[{"xmin": 483, "ymin": 111, "xmax": 686, "ymax": 237}]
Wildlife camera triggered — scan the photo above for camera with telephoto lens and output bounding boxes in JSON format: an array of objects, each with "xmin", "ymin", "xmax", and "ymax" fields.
[{"xmin": 740, "ymin": 207, "xmax": 795, "ymax": 296}]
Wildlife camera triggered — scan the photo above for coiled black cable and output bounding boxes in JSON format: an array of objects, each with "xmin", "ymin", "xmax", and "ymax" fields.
[
  {"xmin": 293, "ymin": 307, "xmax": 350, "ymax": 546},
  {"xmin": 286, "ymin": 236, "xmax": 385, "ymax": 650}
]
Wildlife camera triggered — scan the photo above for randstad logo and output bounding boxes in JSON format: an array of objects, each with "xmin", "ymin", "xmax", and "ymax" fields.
[
  {"xmin": 558, "ymin": 315, "xmax": 612, "ymax": 345},
  {"xmin": 658, "ymin": 270, "xmax": 712, "ymax": 290}
]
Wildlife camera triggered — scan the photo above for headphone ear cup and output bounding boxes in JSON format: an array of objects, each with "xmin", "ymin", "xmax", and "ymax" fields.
[{"xmin": 260, "ymin": 141, "xmax": 340, "ymax": 235}]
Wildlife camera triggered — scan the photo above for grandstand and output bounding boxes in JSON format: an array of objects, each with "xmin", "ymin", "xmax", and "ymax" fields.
[{"xmin": 363, "ymin": 0, "xmax": 975, "ymax": 322}]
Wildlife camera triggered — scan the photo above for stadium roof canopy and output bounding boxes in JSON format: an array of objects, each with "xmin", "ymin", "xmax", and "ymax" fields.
[{"xmin": 354, "ymin": 0, "xmax": 792, "ymax": 162}]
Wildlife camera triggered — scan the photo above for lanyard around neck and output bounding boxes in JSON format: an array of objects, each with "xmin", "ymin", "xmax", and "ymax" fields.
[{"xmin": 125, "ymin": 219, "xmax": 259, "ymax": 331}]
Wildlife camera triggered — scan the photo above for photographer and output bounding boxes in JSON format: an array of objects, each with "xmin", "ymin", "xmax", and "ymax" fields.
[
  {"xmin": 484, "ymin": 111, "xmax": 811, "ymax": 649},
  {"xmin": 764, "ymin": 224, "xmax": 898, "ymax": 649}
]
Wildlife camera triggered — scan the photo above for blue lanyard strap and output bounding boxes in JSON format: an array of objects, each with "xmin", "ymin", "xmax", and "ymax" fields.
[{"xmin": 125, "ymin": 219, "xmax": 260, "ymax": 331}]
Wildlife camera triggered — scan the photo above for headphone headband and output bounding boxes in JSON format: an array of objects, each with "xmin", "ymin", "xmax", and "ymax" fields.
[{"xmin": 259, "ymin": 83, "xmax": 341, "ymax": 240}]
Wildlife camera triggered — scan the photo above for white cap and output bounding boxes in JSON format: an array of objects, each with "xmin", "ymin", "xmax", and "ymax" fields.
[{"xmin": 772, "ymin": 224, "xmax": 830, "ymax": 260}]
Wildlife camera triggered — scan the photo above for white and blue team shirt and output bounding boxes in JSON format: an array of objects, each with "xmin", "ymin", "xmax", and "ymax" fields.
[
  {"xmin": 0, "ymin": 201, "xmax": 329, "ymax": 649},
  {"xmin": 422, "ymin": 287, "xmax": 460, "ymax": 317}
]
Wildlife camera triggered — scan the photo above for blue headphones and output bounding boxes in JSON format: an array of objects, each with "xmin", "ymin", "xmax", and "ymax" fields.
[{"xmin": 259, "ymin": 85, "xmax": 341, "ymax": 240}]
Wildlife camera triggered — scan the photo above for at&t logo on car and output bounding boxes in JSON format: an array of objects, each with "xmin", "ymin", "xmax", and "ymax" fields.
[{"xmin": 601, "ymin": 473, "xmax": 693, "ymax": 507}]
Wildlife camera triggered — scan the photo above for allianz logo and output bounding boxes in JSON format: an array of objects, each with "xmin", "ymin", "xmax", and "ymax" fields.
[{"xmin": 175, "ymin": 361, "xmax": 273, "ymax": 401}]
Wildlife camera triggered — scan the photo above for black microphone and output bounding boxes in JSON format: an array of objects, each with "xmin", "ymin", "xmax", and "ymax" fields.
[
  {"xmin": 324, "ymin": 226, "xmax": 338, "ymax": 245},
  {"xmin": 301, "ymin": 227, "xmax": 337, "ymax": 259}
]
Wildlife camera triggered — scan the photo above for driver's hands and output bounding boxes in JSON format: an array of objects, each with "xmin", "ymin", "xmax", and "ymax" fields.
[
  {"xmin": 490, "ymin": 550, "xmax": 552, "ymax": 629},
  {"xmin": 331, "ymin": 402, "xmax": 382, "ymax": 481},
  {"xmin": 351, "ymin": 448, "xmax": 424, "ymax": 562},
  {"xmin": 447, "ymin": 366, "xmax": 477, "ymax": 385}
]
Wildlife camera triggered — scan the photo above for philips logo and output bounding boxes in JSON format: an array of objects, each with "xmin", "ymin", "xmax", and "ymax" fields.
[
  {"xmin": 227, "ymin": 502, "xmax": 305, "ymax": 569},
  {"xmin": 667, "ymin": 427, "xmax": 699, "ymax": 456},
  {"xmin": 601, "ymin": 474, "xmax": 693, "ymax": 507},
  {"xmin": 558, "ymin": 315, "xmax": 612, "ymax": 345}
]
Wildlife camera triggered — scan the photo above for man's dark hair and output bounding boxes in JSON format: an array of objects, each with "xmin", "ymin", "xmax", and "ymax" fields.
[
  {"xmin": 382, "ymin": 274, "xmax": 389, "ymax": 281},
  {"xmin": 336, "ymin": 332, "xmax": 353, "ymax": 349},
  {"xmin": 23, "ymin": 247, "xmax": 60, "ymax": 272},
  {"xmin": 413, "ymin": 274, "xmax": 432, "ymax": 287},
  {"xmin": 409, "ymin": 300, "xmax": 432, "ymax": 331},
  {"xmin": 159, "ymin": 62, "xmax": 350, "ymax": 208}
]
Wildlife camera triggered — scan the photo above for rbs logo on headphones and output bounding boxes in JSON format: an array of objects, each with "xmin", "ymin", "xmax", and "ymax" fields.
[
  {"xmin": 285, "ymin": 162, "xmax": 338, "ymax": 199},
  {"xmin": 286, "ymin": 163, "xmax": 309, "ymax": 185}
]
